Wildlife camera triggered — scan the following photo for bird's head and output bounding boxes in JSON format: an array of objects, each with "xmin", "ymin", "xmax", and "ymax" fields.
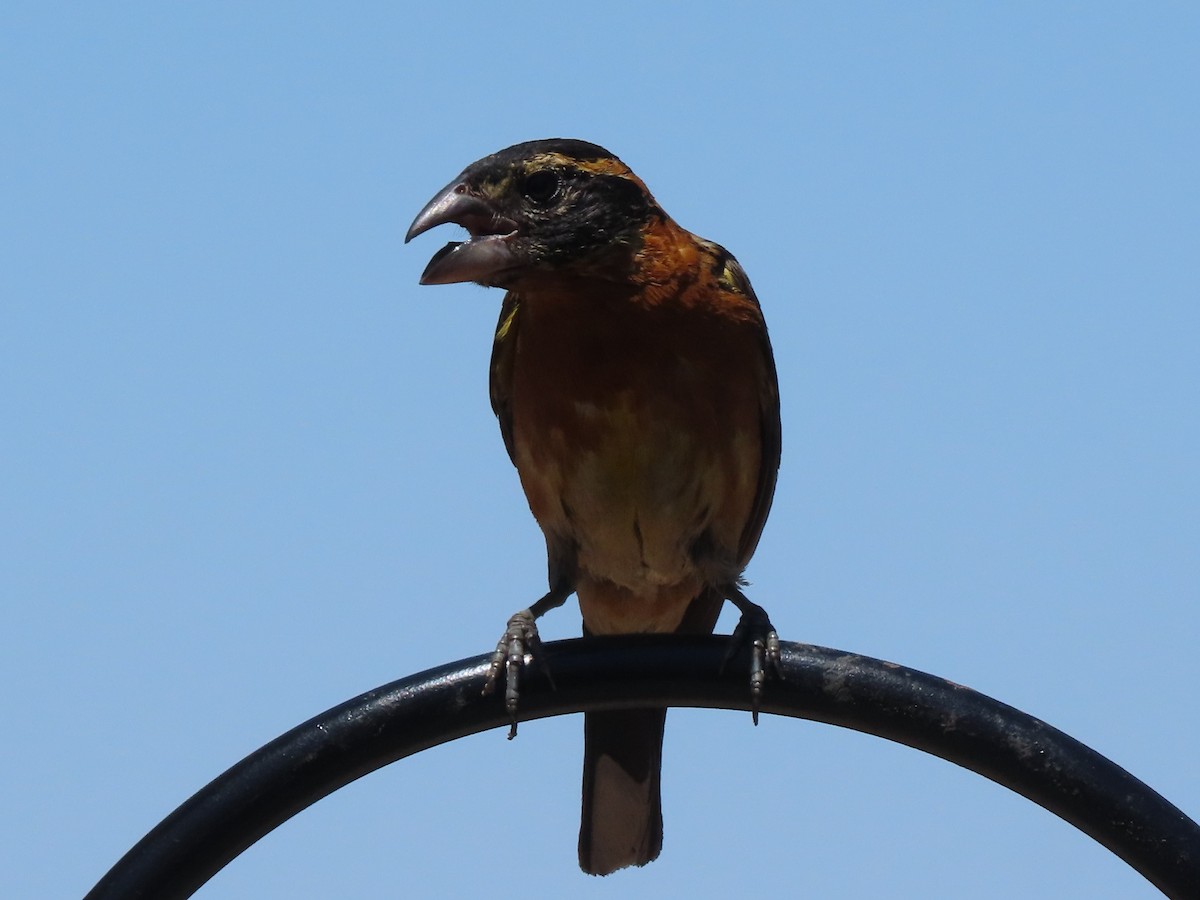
[{"xmin": 405, "ymin": 139, "xmax": 661, "ymax": 287}]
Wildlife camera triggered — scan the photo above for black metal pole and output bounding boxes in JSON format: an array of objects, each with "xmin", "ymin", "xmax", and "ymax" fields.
[{"xmin": 85, "ymin": 637, "xmax": 1200, "ymax": 899}]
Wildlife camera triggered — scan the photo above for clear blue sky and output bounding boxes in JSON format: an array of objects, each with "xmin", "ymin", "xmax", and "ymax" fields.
[{"xmin": 3, "ymin": 4, "xmax": 1197, "ymax": 898}]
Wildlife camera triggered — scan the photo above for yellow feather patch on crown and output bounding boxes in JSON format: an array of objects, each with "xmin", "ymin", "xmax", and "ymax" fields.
[{"xmin": 523, "ymin": 152, "xmax": 632, "ymax": 177}]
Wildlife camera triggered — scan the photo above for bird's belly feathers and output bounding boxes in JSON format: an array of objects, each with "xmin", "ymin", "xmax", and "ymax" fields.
[
  {"xmin": 555, "ymin": 396, "xmax": 723, "ymax": 587},
  {"xmin": 512, "ymin": 384, "xmax": 759, "ymax": 631}
]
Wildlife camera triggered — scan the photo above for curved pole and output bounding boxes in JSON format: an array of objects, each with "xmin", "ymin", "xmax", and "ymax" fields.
[{"xmin": 85, "ymin": 637, "xmax": 1200, "ymax": 899}]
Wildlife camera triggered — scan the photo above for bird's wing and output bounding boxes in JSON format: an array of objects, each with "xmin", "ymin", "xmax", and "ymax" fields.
[{"xmin": 488, "ymin": 290, "xmax": 521, "ymax": 464}]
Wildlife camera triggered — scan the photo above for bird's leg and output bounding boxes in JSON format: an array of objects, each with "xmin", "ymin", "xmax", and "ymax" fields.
[
  {"xmin": 483, "ymin": 586, "xmax": 570, "ymax": 738},
  {"xmin": 723, "ymin": 586, "xmax": 781, "ymax": 725}
]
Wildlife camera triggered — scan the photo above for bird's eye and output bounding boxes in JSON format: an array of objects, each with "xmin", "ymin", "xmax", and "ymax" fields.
[{"xmin": 521, "ymin": 170, "xmax": 560, "ymax": 204}]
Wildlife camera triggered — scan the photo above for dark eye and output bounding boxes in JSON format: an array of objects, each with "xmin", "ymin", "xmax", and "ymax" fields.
[{"xmin": 521, "ymin": 169, "xmax": 560, "ymax": 204}]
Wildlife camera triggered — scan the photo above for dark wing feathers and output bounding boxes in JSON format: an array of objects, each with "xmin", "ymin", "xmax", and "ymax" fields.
[{"xmin": 489, "ymin": 291, "xmax": 520, "ymax": 464}]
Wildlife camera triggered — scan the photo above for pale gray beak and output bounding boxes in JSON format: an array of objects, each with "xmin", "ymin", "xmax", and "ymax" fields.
[{"xmin": 406, "ymin": 180, "xmax": 520, "ymax": 285}]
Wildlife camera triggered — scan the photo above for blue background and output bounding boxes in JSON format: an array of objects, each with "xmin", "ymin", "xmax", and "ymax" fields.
[{"xmin": 3, "ymin": 4, "xmax": 1197, "ymax": 897}]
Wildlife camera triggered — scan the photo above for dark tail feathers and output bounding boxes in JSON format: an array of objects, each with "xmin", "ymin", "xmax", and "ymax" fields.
[{"xmin": 578, "ymin": 707, "xmax": 666, "ymax": 875}]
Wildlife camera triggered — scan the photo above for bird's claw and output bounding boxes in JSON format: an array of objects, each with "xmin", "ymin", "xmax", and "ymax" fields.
[
  {"xmin": 483, "ymin": 609, "xmax": 548, "ymax": 739},
  {"xmin": 723, "ymin": 601, "xmax": 781, "ymax": 725}
]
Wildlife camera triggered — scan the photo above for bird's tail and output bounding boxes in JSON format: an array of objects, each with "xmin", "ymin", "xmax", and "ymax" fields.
[
  {"xmin": 576, "ymin": 585, "xmax": 722, "ymax": 875},
  {"xmin": 578, "ymin": 707, "xmax": 666, "ymax": 875}
]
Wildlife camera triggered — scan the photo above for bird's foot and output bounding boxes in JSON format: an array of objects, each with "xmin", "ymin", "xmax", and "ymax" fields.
[
  {"xmin": 722, "ymin": 591, "xmax": 781, "ymax": 725},
  {"xmin": 483, "ymin": 608, "xmax": 550, "ymax": 739}
]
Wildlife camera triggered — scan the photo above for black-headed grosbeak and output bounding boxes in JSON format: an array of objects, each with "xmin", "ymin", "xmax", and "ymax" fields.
[{"xmin": 407, "ymin": 139, "xmax": 780, "ymax": 875}]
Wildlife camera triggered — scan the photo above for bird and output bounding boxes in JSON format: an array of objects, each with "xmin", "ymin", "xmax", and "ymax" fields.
[{"xmin": 406, "ymin": 139, "xmax": 781, "ymax": 875}]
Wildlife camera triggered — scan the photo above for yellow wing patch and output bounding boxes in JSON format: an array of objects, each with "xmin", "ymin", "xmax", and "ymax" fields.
[
  {"xmin": 717, "ymin": 261, "xmax": 746, "ymax": 294},
  {"xmin": 495, "ymin": 298, "xmax": 520, "ymax": 341}
]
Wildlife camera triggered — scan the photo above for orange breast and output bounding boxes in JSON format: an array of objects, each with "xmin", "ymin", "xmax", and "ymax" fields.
[{"xmin": 506, "ymin": 271, "xmax": 768, "ymax": 633}]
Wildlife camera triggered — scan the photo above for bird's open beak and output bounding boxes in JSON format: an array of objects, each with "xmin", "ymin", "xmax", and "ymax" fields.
[{"xmin": 405, "ymin": 180, "xmax": 520, "ymax": 285}]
